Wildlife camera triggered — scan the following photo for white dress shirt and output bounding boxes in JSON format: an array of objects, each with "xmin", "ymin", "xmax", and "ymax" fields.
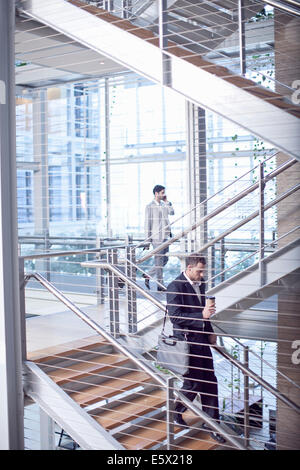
[{"xmin": 183, "ymin": 271, "xmax": 202, "ymax": 303}]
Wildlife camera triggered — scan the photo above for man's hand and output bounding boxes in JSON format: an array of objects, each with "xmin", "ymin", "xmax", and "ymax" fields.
[{"xmin": 202, "ymin": 305, "xmax": 216, "ymax": 319}]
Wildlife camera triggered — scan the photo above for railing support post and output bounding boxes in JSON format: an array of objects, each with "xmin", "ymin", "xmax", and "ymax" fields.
[
  {"xmin": 259, "ymin": 162, "xmax": 266, "ymax": 285},
  {"xmin": 243, "ymin": 346, "xmax": 250, "ymax": 448},
  {"xmin": 220, "ymin": 238, "xmax": 225, "ymax": 282},
  {"xmin": 107, "ymin": 248, "xmax": 120, "ymax": 337},
  {"xmin": 126, "ymin": 235, "xmax": 137, "ymax": 334},
  {"xmin": 104, "ymin": 0, "xmax": 114, "ymax": 12},
  {"xmin": 166, "ymin": 376, "xmax": 175, "ymax": 450},
  {"xmin": 208, "ymin": 244, "xmax": 216, "ymax": 289},
  {"xmin": 19, "ymin": 257, "xmax": 27, "ymax": 361},
  {"xmin": 122, "ymin": 0, "xmax": 132, "ymax": 19},
  {"xmin": 96, "ymin": 237, "xmax": 105, "ymax": 305},
  {"xmin": 238, "ymin": 0, "xmax": 246, "ymax": 75}
]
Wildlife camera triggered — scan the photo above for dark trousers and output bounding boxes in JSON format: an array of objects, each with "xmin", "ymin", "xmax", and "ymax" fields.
[
  {"xmin": 148, "ymin": 241, "xmax": 169, "ymax": 283},
  {"xmin": 175, "ymin": 341, "xmax": 220, "ymax": 422}
]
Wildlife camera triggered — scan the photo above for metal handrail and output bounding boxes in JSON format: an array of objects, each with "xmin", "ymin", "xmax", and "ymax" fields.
[
  {"xmin": 262, "ymin": 0, "xmax": 300, "ymax": 16},
  {"xmin": 20, "ymin": 241, "xmax": 149, "ymax": 261},
  {"xmin": 80, "ymin": 261, "xmax": 300, "ymax": 415},
  {"xmin": 134, "ymin": 152, "xmax": 279, "ymax": 250},
  {"xmin": 208, "ymin": 225, "xmax": 300, "ymax": 287},
  {"xmin": 214, "ymin": 345, "xmax": 300, "ymax": 413},
  {"xmin": 138, "ymin": 157, "xmax": 298, "ymax": 263},
  {"xmin": 25, "ymin": 271, "xmax": 246, "ymax": 450},
  {"xmin": 180, "ymin": 183, "xmax": 299, "ymax": 261},
  {"xmin": 81, "ymin": 261, "xmax": 166, "ymax": 312},
  {"xmin": 216, "ymin": 323, "xmax": 300, "ymax": 392}
]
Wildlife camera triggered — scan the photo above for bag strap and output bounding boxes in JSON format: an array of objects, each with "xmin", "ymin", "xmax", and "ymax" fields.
[
  {"xmin": 161, "ymin": 307, "xmax": 168, "ymax": 335},
  {"xmin": 161, "ymin": 308, "xmax": 187, "ymax": 341}
]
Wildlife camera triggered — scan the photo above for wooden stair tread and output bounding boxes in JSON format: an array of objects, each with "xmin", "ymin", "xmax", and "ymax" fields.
[
  {"xmin": 118, "ymin": 419, "xmax": 174, "ymax": 450},
  {"xmin": 93, "ymin": 389, "xmax": 166, "ymax": 430},
  {"xmin": 29, "ymin": 335, "xmax": 108, "ymax": 362},
  {"xmin": 119, "ymin": 414, "xmax": 220, "ymax": 450},
  {"xmin": 68, "ymin": 0, "xmax": 300, "ymax": 119},
  {"xmin": 42, "ymin": 354, "xmax": 128, "ymax": 386},
  {"xmin": 175, "ymin": 431, "xmax": 219, "ymax": 450},
  {"xmin": 69, "ymin": 371, "xmax": 152, "ymax": 406}
]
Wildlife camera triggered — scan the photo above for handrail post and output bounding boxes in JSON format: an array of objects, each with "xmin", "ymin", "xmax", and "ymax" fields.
[
  {"xmin": 220, "ymin": 238, "xmax": 225, "ymax": 282},
  {"xmin": 107, "ymin": 248, "xmax": 120, "ymax": 337},
  {"xmin": 180, "ymin": 235, "xmax": 188, "ymax": 272},
  {"xmin": 126, "ymin": 236, "xmax": 137, "ymax": 334},
  {"xmin": 243, "ymin": 346, "xmax": 250, "ymax": 448},
  {"xmin": 238, "ymin": 0, "xmax": 246, "ymax": 75},
  {"xmin": 208, "ymin": 244, "xmax": 216, "ymax": 289},
  {"xmin": 166, "ymin": 376, "xmax": 175, "ymax": 450},
  {"xmin": 122, "ymin": 0, "xmax": 132, "ymax": 19},
  {"xmin": 259, "ymin": 162, "xmax": 266, "ymax": 286},
  {"xmin": 19, "ymin": 257, "xmax": 27, "ymax": 361},
  {"xmin": 96, "ymin": 236, "xmax": 105, "ymax": 305}
]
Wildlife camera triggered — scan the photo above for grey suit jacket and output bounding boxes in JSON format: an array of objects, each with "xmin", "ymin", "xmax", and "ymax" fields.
[{"xmin": 145, "ymin": 200, "xmax": 174, "ymax": 242}]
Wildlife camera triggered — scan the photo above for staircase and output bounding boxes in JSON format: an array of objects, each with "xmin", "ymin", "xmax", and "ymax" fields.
[
  {"xmin": 208, "ymin": 237, "xmax": 300, "ymax": 340},
  {"xmin": 25, "ymin": 334, "xmax": 222, "ymax": 450},
  {"xmin": 20, "ymin": 0, "xmax": 300, "ymax": 159},
  {"xmin": 129, "ymin": 0, "xmax": 260, "ymax": 55},
  {"xmin": 16, "ymin": 1, "xmax": 300, "ymax": 449}
]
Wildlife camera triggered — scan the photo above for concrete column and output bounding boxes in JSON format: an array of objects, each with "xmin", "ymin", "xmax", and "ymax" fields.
[
  {"xmin": 105, "ymin": 78, "xmax": 112, "ymax": 237},
  {"xmin": 32, "ymin": 89, "xmax": 50, "ymax": 278},
  {"xmin": 186, "ymin": 102, "xmax": 207, "ymax": 254},
  {"xmin": 0, "ymin": 0, "xmax": 24, "ymax": 450}
]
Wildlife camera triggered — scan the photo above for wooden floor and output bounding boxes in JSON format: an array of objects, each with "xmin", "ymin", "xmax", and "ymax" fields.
[
  {"xmin": 28, "ymin": 333, "xmax": 221, "ymax": 451},
  {"xmin": 25, "ymin": 288, "xmax": 163, "ymax": 355}
]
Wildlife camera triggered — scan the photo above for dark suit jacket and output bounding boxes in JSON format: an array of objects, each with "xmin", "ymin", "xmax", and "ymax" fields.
[{"xmin": 166, "ymin": 272, "xmax": 214, "ymax": 344}]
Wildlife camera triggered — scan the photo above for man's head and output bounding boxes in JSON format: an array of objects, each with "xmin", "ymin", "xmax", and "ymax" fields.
[
  {"xmin": 153, "ymin": 184, "xmax": 166, "ymax": 201},
  {"xmin": 185, "ymin": 255, "xmax": 206, "ymax": 282}
]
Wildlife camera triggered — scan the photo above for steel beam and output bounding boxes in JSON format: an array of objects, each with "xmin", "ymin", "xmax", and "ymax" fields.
[
  {"xmin": 24, "ymin": 361, "xmax": 124, "ymax": 450},
  {"xmin": 0, "ymin": 0, "xmax": 24, "ymax": 450}
]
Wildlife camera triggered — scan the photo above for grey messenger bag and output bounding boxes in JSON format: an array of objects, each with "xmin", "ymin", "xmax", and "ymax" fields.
[{"xmin": 157, "ymin": 309, "xmax": 189, "ymax": 376}]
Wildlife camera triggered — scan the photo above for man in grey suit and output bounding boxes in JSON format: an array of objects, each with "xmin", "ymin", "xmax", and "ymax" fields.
[{"xmin": 144, "ymin": 185, "xmax": 174, "ymax": 290}]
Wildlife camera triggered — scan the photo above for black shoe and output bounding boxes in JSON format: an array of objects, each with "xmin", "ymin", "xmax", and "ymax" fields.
[
  {"xmin": 174, "ymin": 413, "xmax": 188, "ymax": 428},
  {"xmin": 142, "ymin": 274, "xmax": 150, "ymax": 290},
  {"xmin": 210, "ymin": 432, "xmax": 226, "ymax": 444},
  {"xmin": 201, "ymin": 423, "xmax": 211, "ymax": 431},
  {"xmin": 201, "ymin": 423, "xmax": 226, "ymax": 443},
  {"xmin": 157, "ymin": 285, "xmax": 166, "ymax": 292}
]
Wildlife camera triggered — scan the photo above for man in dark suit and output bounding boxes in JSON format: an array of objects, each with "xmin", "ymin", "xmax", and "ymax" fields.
[{"xmin": 166, "ymin": 255, "xmax": 225, "ymax": 443}]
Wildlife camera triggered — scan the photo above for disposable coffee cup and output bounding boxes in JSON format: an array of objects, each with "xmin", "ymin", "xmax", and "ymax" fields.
[{"xmin": 206, "ymin": 296, "xmax": 215, "ymax": 307}]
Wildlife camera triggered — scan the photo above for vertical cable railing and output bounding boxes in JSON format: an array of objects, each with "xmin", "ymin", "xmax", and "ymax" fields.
[
  {"xmin": 77, "ymin": 0, "xmax": 300, "ymax": 100},
  {"xmin": 22, "ymin": 267, "xmax": 300, "ymax": 450},
  {"xmin": 24, "ymin": 271, "xmax": 250, "ymax": 450}
]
